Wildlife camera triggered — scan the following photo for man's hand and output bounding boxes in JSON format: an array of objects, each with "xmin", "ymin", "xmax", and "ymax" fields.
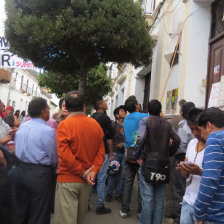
[
  {"xmin": 137, "ymin": 158, "xmax": 143, "ymax": 166},
  {"xmin": 83, "ymin": 166, "xmax": 97, "ymax": 186},
  {"xmin": 196, "ymin": 220, "xmax": 203, "ymax": 224},
  {"xmin": 8, "ymin": 129, "xmax": 17, "ymax": 140},
  {"xmin": 86, "ymin": 171, "xmax": 96, "ymax": 186},
  {"xmin": 176, "ymin": 164, "xmax": 189, "ymax": 178},
  {"xmin": 109, "ymin": 153, "xmax": 115, "ymax": 161},
  {"xmin": 83, "ymin": 166, "xmax": 94, "ymax": 180},
  {"xmin": 0, "ymin": 134, "xmax": 12, "ymax": 144},
  {"xmin": 179, "ymin": 162, "xmax": 202, "ymax": 176},
  {"xmin": 116, "ymin": 143, "xmax": 124, "ymax": 149}
]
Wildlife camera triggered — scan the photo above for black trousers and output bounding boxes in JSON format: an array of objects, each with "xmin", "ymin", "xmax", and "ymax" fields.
[
  {"xmin": 121, "ymin": 161, "xmax": 142, "ymax": 213},
  {"xmin": 13, "ymin": 163, "xmax": 54, "ymax": 224}
]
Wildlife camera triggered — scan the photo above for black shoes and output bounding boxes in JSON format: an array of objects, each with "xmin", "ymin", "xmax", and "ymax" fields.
[
  {"xmin": 105, "ymin": 194, "xmax": 112, "ymax": 202},
  {"xmin": 96, "ymin": 206, "xmax": 111, "ymax": 215}
]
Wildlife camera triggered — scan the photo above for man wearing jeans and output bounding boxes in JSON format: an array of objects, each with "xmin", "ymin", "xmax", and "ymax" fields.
[
  {"xmin": 120, "ymin": 96, "xmax": 148, "ymax": 218},
  {"xmin": 90, "ymin": 97, "xmax": 114, "ymax": 214},
  {"xmin": 138, "ymin": 100, "xmax": 180, "ymax": 224},
  {"xmin": 106, "ymin": 105, "xmax": 126, "ymax": 202},
  {"xmin": 194, "ymin": 108, "xmax": 224, "ymax": 224}
]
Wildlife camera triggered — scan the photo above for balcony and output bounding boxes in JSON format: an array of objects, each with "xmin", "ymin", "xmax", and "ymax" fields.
[{"xmin": 0, "ymin": 69, "xmax": 11, "ymax": 83}]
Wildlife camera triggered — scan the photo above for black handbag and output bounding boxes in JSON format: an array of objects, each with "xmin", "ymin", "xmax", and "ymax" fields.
[
  {"xmin": 125, "ymin": 144, "xmax": 143, "ymax": 162},
  {"xmin": 142, "ymin": 157, "xmax": 170, "ymax": 184}
]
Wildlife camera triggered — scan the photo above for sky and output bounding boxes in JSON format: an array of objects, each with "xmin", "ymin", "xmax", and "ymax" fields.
[{"xmin": 0, "ymin": 0, "xmax": 6, "ymax": 36}]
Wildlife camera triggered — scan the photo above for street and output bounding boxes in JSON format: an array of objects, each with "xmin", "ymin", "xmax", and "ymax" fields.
[{"xmin": 86, "ymin": 180, "xmax": 173, "ymax": 224}]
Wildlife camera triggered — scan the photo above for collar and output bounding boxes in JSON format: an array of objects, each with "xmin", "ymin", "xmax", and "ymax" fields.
[
  {"xmin": 67, "ymin": 112, "xmax": 85, "ymax": 119},
  {"xmin": 31, "ymin": 118, "xmax": 47, "ymax": 124},
  {"xmin": 178, "ymin": 119, "xmax": 186, "ymax": 126}
]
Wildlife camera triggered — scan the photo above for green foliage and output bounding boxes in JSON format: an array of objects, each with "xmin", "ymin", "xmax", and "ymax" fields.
[
  {"xmin": 5, "ymin": 0, "xmax": 152, "ymax": 93},
  {"xmin": 39, "ymin": 64, "xmax": 112, "ymax": 106}
]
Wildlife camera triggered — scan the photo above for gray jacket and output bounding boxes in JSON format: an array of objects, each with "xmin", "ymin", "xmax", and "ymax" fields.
[{"xmin": 175, "ymin": 119, "xmax": 194, "ymax": 156}]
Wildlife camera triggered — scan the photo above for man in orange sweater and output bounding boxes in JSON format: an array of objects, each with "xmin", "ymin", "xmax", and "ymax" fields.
[{"xmin": 54, "ymin": 91, "xmax": 105, "ymax": 224}]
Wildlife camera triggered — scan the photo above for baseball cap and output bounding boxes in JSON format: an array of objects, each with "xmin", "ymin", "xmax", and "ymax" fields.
[{"xmin": 5, "ymin": 106, "xmax": 14, "ymax": 111}]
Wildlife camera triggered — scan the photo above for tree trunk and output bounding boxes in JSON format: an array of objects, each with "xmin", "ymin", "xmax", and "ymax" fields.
[{"xmin": 78, "ymin": 65, "xmax": 86, "ymax": 94}]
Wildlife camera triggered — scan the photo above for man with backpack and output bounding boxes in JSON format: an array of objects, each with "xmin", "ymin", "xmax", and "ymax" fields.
[{"xmin": 120, "ymin": 96, "xmax": 148, "ymax": 218}]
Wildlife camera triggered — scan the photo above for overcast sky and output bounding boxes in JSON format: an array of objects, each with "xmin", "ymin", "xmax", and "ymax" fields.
[{"xmin": 0, "ymin": 0, "xmax": 6, "ymax": 36}]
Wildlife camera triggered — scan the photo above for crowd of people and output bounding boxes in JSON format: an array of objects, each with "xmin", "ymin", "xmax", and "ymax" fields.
[{"xmin": 0, "ymin": 90, "xmax": 224, "ymax": 224}]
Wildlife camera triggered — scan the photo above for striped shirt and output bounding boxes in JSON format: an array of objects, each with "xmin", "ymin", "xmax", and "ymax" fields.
[{"xmin": 194, "ymin": 130, "xmax": 224, "ymax": 223}]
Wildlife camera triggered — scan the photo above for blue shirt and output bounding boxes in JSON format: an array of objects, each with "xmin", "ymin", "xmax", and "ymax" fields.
[
  {"xmin": 15, "ymin": 118, "xmax": 57, "ymax": 167},
  {"xmin": 194, "ymin": 130, "xmax": 224, "ymax": 223},
  {"xmin": 123, "ymin": 112, "xmax": 149, "ymax": 148}
]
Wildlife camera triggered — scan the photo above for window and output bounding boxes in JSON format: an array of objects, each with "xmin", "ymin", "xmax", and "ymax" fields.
[
  {"xmin": 211, "ymin": 0, "xmax": 224, "ymax": 39},
  {"xmin": 26, "ymin": 80, "xmax": 29, "ymax": 92},
  {"xmin": 12, "ymin": 101, "xmax": 16, "ymax": 109},
  {"xmin": 20, "ymin": 75, "xmax": 23, "ymax": 90}
]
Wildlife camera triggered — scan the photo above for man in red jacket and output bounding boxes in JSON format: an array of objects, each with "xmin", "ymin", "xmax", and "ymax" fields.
[{"xmin": 54, "ymin": 91, "xmax": 105, "ymax": 224}]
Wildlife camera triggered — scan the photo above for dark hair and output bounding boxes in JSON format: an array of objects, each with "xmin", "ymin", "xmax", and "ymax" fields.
[
  {"xmin": 4, "ymin": 114, "xmax": 15, "ymax": 127},
  {"xmin": 148, "ymin": 99, "xmax": 162, "ymax": 116},
  {"xmin": 59, "ymin": 98, "xmax": 64, "ymax": 109},
  {"xmin": 93, "ymin": 96, "xmax": 103, "ymax": 111},
  {"xmin": 124, "ymin": 95, "xmax": 138, "ymax": 113},
  {"xmin": 21, "ymin": 111, "xmax": 26, "ymax": 117},
  {"xmin": 198, "ymin": 107, "xmax": 224, "ymax": 128},
  {"xmin": 113, "ymin": 105, "xmax": 126, "ymax": 119},
  {"xmin": 14, "ymin": 110, "xmax": 20, "ymax": 118},
  {"xmin": 65, "ymin": 91, "xmax": 84, "ymax": 112},
  {"xmin": 179, "ymin": 99, "xmax": 186, "ymax": 107},
  {"xmin": 28, "ymin": 97, "xmax": 48, "ymax": 118},
  {"xmin": 181, "ymin": 102, "xmax": 195, "ymax": 119},
  {"xmin": 187, "ymin": 108, "xmax": 203, "ymax": 126}
]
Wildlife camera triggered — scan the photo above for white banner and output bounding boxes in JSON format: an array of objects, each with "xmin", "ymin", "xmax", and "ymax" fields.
[{"xmin": 0, "ymin": 36, "xmax": 37, "ymax": 70}]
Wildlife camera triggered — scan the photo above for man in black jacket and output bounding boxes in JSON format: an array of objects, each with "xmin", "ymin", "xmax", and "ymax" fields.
[{"xmin": 138, "ymin": 100, "xmax": 180, "ymax": 224}]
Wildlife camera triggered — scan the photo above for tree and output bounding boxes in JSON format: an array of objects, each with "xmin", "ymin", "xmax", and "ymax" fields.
[
  {"xmin": 39, "ymin": 63, "xmax": 112, "ymax": 106},
  {"xmin": 5, "ymin": 0, "xmax": 152, "ymax": 94}
]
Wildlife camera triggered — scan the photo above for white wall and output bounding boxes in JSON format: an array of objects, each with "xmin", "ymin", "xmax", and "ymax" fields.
[
  {"xmin": 148, "ymin": 0, "xmax": 211, "ymax": 114},
  {"xmin": 183, "ymin": 1, "xmax": 211, "ymax": 107}
]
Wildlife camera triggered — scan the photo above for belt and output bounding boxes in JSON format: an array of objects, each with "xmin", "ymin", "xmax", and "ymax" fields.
[{"xmin": 20, "ymin": 161, "xmax": 52, "ymax": 169}]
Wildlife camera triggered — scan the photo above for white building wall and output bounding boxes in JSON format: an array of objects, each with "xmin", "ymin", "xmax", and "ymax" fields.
[
  {"xmin": 147, "ymin": 0, "xmax": 212, "ymax": 114},
  {"xmin": 150, "ymin": 44, "xmax": 158, "ymax": 100},
  {"xmin": 183, "ymin": 1, "xmax": 211, "ymax": 107}
]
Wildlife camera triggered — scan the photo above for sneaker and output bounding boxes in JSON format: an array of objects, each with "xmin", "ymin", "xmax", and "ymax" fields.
[
  {"xmin": 119, "ymin": 210, "xmax": 127, "ymax": 218},
  {"xmin": 96, "ymin": 206, "xmax": 111, "ymax": 215},
  {"xmin": 105, "ymin": 194, "xmax": 112, "ymax": 202}
]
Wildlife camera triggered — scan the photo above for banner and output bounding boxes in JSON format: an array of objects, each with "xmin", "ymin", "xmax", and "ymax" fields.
[{"xmin": 0, "ymin": 36, "xmax": 37, "ymax": 70}]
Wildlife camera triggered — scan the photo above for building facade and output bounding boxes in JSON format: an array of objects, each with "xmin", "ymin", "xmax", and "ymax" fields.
[
  {"xmin": 106, "ymin": 0, "xmax": 222, "ymax": 117},
  {"xmin": 0, "ymin": 68, "xmax": 59, "ymax": 115}
]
